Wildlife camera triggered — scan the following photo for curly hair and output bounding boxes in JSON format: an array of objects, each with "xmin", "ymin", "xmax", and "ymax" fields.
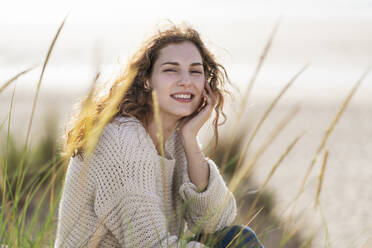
[{"xmin": 63, "ymin": 23, "xmax": 233, "ymax": 159}]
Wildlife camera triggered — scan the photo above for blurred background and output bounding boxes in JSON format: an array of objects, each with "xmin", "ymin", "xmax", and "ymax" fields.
[{"xmin": 0, "ymin": 0, "xmax": 371, "ymax": 247}]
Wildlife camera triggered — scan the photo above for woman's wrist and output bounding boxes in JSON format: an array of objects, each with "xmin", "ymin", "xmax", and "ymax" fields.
[
  {"xmin": 180, "ymin": 132, "xmax": 210, "ymax": 192},
  {"xmin": 180, "ymin": 133, "xmax": 203, "ymax": 157},
  {"xmin": 180, "ymin": 132, "xmax": 196, "ymax": 145},
  {"xmin": 180, "ymin": 128, "xmax": 201, "ymax": 143}
]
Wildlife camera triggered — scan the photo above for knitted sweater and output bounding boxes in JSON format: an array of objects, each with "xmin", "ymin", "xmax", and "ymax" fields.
[{"xmin": 54, "ymin": 116, "xmax": 237, "ymax": 248}]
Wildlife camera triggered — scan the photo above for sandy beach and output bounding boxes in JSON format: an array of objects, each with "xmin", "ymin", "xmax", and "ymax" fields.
[
  {"xmin": 1, "ymin": 86, "xmax": 371, "ymax": 247},
  {"xmin": 1, "ymin": 9, "xmax": 371, "ymax": 246}
]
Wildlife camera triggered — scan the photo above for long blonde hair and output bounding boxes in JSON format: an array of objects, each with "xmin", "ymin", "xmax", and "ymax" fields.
[{"xmin": 63, "ymin": 23, "xmax": 233, "ymax": 160}]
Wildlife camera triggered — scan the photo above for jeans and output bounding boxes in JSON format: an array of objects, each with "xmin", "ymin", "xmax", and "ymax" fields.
[{"xmin": 188, "ymin": 225, "xmax": 264, "ymax": 248}]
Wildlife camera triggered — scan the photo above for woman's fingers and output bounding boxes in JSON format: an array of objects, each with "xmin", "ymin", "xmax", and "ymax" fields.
[{"xmin": 204, "ymin": 82, "xmax": 216, "ymax": 106}]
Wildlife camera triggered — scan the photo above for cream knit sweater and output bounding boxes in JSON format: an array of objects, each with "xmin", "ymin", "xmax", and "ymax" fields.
[{"xmin": 54, "ymin": 116, "xmax": 237, "ymax": 248}]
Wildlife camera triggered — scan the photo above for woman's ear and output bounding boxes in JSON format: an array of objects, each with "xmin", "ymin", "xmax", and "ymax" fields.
[{"xmin": 144, "ymin": 80, "xmax": 152, "ymax": 91}]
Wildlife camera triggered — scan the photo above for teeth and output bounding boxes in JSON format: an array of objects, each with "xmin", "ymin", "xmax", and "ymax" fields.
[{"xmin": 172, "ymin": 94, "xmax": 191, "ymax": 99}]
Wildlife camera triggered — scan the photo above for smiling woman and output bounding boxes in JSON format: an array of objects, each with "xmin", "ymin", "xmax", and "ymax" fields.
[
  {"xmin": 147, "ymin": 42, "xmax": 205, "ymax": 125},
  {"xmin": 54, "ymin": 24, "xmax": 263, "ymax": 248}
]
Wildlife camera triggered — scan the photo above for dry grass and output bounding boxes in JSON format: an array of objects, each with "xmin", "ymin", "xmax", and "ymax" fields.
[
  {"xmin": 220, "ymin": 17, "xmax": 281, "ymax": 173},
  {"xmin": 314, "ymin": 150, "xmax": 328, "ymax": 209},
  {"xmin": 232, "ymin": 64, "xmax": 308, "ymax": 177},
  {"xmin": 0, "ymin": 17, "xmax": 67, "ymax": 247},
  {"xmin": 245, "ymin": 132, "xmax": 304, "ymax": 221},
  {"xmin": 284, "ymin": 67, "xmax": 371, "ymax": 227},
  {"xmin": 298, "ymin": 67, "xmax": 369, "ymax": 199},
  {"xmin": 1, "ymin": 17, "xmax": 370, "ymax": 248},
  {"xmin": 24, "ymin": 17, "xmax": 67, "ymax": 150},
  {"xmin": 152, "ymin": 90, "xmax": 172, "ymax": 246},
  {"xmin": 0, "ymin": 67, "xmax": 35, "ymax": 94},
  {"xmin": 228, "ymin": 103, "xmax": 300, "ymax": 193}
]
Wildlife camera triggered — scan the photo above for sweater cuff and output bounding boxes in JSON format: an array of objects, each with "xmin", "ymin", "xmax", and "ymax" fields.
[{"xmin": 179, "ymin": 158, "xmax": 229, "ymax": 214}]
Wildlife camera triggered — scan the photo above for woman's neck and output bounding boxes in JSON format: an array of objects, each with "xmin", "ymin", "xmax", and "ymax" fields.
[{"xmin": 147, "ymin": 117, "xmax": 179, "ymax": 154}]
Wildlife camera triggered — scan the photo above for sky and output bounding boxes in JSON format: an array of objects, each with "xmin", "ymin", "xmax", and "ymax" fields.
[
  {"xmin": 0, "ymin": 0, "xmax": 371, "ymax": 95},
  {"xmin": 1, "ymin": 0, "xmax": 372, "ymax": 21}
]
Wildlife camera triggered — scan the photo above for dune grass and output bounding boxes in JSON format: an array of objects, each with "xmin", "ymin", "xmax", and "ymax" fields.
[{"xmin": 0, "ymin": 18, "xmax": 369, "ymax": 248}]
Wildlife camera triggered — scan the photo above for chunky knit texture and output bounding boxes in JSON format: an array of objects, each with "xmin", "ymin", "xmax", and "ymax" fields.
[{"xmin": 54, "ymin": 116, "xmax": 237, "ymax": 248}]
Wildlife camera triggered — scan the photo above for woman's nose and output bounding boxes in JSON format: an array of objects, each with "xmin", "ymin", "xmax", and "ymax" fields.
[{"xmin": 177, "ymin": 72, "xmax": 192, "ymax": 86}]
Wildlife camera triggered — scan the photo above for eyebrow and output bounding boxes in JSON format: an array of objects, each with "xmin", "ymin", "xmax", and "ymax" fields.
[{"xmin": 160, "ymin": 62, "xmax": 203, "ymax": 67}]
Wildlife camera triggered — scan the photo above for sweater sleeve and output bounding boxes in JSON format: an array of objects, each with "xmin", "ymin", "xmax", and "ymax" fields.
[
  {"xmin": 179, "ymin": 158, "xmax": 237, "ymax": 234},
  {"xmin": 92, "ymin": 122, "xmax": 207, "ymax": 248}
]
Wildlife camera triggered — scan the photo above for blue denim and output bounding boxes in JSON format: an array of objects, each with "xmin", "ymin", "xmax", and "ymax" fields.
[{"xmin": 189, "ymin": 225, "xmax": 264, "ymax": 248}]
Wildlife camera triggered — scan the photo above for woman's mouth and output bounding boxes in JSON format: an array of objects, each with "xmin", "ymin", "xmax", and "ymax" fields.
[{"xmin": 170, "ymin": 94, "xmax": 194, "ymax": 103}]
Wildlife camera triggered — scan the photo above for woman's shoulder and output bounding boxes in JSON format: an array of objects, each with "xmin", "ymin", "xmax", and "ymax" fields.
[
  {"xmin": 102, "ymin": 115, "xmax": 145, "ymax": 139},
  {"xmin": 100, "ymin": 115, "xmax": 150, "ymax": 151},
  {"xmin": 85, "ymin": 115, "xmax": 154, "ymax": 167},
  {"xmin": 111, "ymin": 115, "xmax": 142, "ymax": 126}
]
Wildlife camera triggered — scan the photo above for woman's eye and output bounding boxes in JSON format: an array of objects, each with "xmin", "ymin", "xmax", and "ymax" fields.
[
  {"xmin": 164, "ymin": 69, "xmax": 177, "ymax": 72},
  {"xmin": 191, "ymin": 70, "xmax": 202, "ymax": 74}
]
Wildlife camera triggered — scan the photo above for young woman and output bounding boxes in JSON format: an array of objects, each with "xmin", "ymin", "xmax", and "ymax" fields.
[{"xmin": 55, "ymin": 24, "xmax": 263, "ymax": 248}]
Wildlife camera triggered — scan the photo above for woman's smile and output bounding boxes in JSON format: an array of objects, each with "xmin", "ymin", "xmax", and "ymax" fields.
[
  {"xmin": 148, "ymin": 41, "xmax": 205, "ymax": 121},
  {"xmin": 170, "ymin": 92, "xmax": 195, "ymax": 103}
]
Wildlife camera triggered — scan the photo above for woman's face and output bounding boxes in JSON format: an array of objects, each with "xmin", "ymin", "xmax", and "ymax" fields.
[{"xmin": 147, "ymin": 41, "xmax": 205, "ymax": 122}]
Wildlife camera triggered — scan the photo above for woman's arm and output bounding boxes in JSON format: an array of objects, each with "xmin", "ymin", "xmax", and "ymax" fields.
[
  {"xmin": 179, "ymin": 156, "xmax": 237, "ymax": 234},
  {"xmin": 177, "ymin": 80, "xmax": 216, "ymax": 192},
  {"xmin": 181, "ymin": 135, "xmax": 210, "ymax": 192},
  {"xmin": 177, "ymin": 81, "xmax": 237, "ymax": 233}
]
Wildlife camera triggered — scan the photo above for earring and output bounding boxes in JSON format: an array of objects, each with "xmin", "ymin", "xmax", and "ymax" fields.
[
  {"xmin": 144, "ymin": 84, "xmax": 151, "ymax": 92},
  {"xmin": 144, "ymin": 80, "xmax": 152, "ymax": 92}
]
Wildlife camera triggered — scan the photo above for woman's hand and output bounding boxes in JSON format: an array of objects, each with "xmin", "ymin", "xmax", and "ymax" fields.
[
  {"xmin": 178, "ymin": 80, "xmax": 215, "ymax": 192},
  {"xmin": 178, "ymin": 80, "xmax": 216, "ymax": 138}
]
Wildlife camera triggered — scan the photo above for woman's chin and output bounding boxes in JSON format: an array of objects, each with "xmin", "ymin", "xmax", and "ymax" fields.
[{"xmin": 174, "ymin": 108, "xmax": 197, "ymax": 118}]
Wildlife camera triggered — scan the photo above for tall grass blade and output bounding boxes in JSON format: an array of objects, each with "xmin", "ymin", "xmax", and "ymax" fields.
[
  {"xmin": 225, "ymin": 207, "xmax": 264, "ymax": 248},
  {"xmin": 207, "ymin": 104, "xmax": 300, "ymax": 244},
  {"xmin": 0, "ymin": 84, "xmax": 17, "ymax": 244},
  {"xmin": 245, "ymin": 132, "xmax": 304, "ymax": 220},
  {"xmin": 220, "ymin": 18, "xmax": 281, "ymax": 173},
  {"xmin": 228, "ymin": 103, "xmax": 300, "ymax": 193},
  {"xmin": 1, "ymin": 84, "xmax": 17, "ymax": 201},
  {"xmin": 285, "ymin": 66, "xmax": 370, "ymax": 242},
  {"xmin": 319, "ymin": 205, "xmax": 331, "ymax": 248},
  {"xmin": 222, "ymin": 105, "xmax": 300, "ymax": 244},
  {"xmin": 152, "ymin": 91, "xmax": 167, "ymax": 203},
  {"xmin": 234, "ymin": 64, "xmax": 308, "ymax": 174},
  {"xmin": 83, "ymin": 70, "xmax": 137, "ymax": 157},
  {"xmin": 12, "ymin": 18, "xmax": 67, "ymax": 214},
  {"xmin": 291, "ymin": 67, "xmax": 370, "ymax": 212},
  {"xmin": 315, "ymin": 150, "xmax": 328, "ymax": 208},
  {"xmin": 24, "ymin": 17, "xmax": 66, "ymax": 150},
  {"xmin": 0, "ymin": 67, "xmax": 35, "ymax": 94},
  {"xmin": 279, "ymin": 210, "xmax": 308, "ymax": 248},
  {"xmin": 152, "ymin": 90, "xmax": 169, "ymax": 246},
  {"xmin": 0, "ymin": 115, "xmax": 9, "ymax": 132}
]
